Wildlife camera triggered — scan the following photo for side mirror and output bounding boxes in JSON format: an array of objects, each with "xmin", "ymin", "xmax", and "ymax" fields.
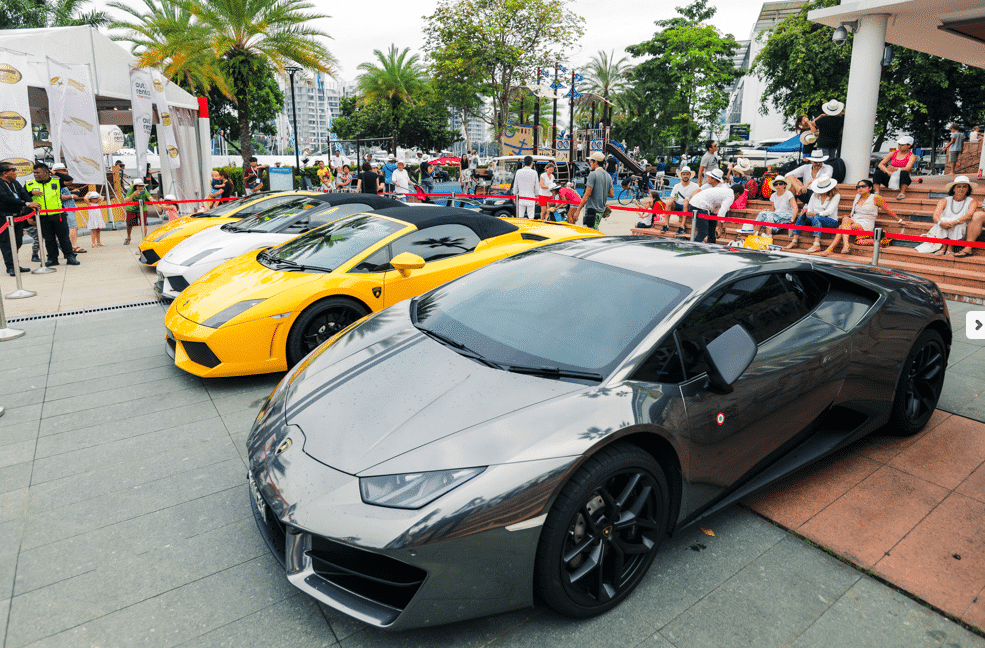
[
  {"xmin": 703, "ymin": 324, "xmax": 756, "ymax": 394},
  {"xmin": 390, "ymin": 252, "xmax": 426, "ymax": 277}
]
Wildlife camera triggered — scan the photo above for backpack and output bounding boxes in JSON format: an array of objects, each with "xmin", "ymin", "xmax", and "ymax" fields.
[
  {"xmin": 760, "ymin": 172, "xmax": 778, "ymax": 199},
  {"xmin": 745, "ymin": 177, "xmax": 759, "ymax": 201},
  {"xmin": 827, "ymin": 157, "xmax": 847, "ymax": 183}
]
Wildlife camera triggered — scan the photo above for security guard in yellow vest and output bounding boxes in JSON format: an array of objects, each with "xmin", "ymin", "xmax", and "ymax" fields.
[{"xmin": 26, "ymin": 162, "xmax": 79, "ymax": 266}]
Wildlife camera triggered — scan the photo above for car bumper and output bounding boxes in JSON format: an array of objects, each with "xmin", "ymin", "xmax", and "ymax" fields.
[
  {"xmin": 247, "ymin": 426, "xmax": 574, "ymax": 630},
  {"xmin": 138, "ymin": 237, "xmax": 187, "ymax": 266},
  {"xmin": 164, "ymin": 309, "xmax": 293, "ymax": 378}
]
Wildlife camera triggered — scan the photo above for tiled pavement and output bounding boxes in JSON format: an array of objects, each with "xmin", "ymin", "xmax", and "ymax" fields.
[{"xmin": 1, "ymin": 212, "xmax": 984, "ymax": 647}]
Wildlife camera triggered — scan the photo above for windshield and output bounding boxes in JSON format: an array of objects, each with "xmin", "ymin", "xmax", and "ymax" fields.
[
  {"xmin": 264, "ymin": 213, "xmax": 404, "ymax": 272},
  {"xmin": 228, "ymin": 197, "xmax": 324, "ymax": 233},
  {"xmin": 413, "ymin": 251, "xmax": 688, "ymax": 377},
  {"xmin": 194, "ymin": 195, "xmax": 253, "ymax": 218}
]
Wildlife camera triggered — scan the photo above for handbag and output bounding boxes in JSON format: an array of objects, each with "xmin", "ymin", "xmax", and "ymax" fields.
[
  {"xmin": 887, "ymin": 169, "xmax": 902, "ymax": 191},
  {"xmin": 743, "ymin": 234, "xmax": 773, "ymax": 250}
]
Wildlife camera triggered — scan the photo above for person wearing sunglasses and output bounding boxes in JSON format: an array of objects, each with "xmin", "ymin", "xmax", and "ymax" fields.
[
  {"xmin": 740, "ymin": 174, "xmax": 797, "ymax": 239},
  {"xmin": 820, "ymin": 179, "xmax": 904, "ymax": 257}
]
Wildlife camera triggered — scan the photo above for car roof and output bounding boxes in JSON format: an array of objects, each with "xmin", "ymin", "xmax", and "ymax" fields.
[
  {"xmin": 549, "ymin": 237, "xmax": 808, "ymax": 291},
  {"xmin": 375, "ymin": 205, "xmax": 519, "ymax": 240},
  {"xmin": 309, "ymin": 194, "xmax": 401, "ymax": 210}
]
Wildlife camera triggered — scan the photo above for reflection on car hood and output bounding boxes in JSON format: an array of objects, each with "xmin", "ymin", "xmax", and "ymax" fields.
[
  {"xmin": 165, "ymin": 226, "xmax": 291, "ymax": 266},
  {"xmin": 174, "ymin": 253, "xmax": 323, "ymax": 323},
  {"xmin": 285, "ymin": 323, "xmax": 582, "ymax": 475}
]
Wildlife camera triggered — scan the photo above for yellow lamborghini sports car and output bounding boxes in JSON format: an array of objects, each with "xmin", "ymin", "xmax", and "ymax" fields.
[
  {"xmin": 137, "ymin": 191, "xmax": 322, "ymax": 266},
  {"xmin": 164, "ymin": 205, "xmax": 602, "ymax": 377}
]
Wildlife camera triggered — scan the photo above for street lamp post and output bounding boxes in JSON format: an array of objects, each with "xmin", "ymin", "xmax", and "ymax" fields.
[{"xmin": 285, "ymin": 66, "xmax": 302, "ymax": 175}]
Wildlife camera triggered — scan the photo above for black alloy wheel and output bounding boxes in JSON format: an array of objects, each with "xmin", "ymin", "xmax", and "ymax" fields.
[
  {"xmin": 536, "ymin": 443, "xmax": 669, "ymax": 617},
  {"xmin": 287, "ymin": 297, "xmax": 369, "ymax": 366},
  {"xmin": 888, "ymin": 329, "xmax": 946, "ymax": 436}
]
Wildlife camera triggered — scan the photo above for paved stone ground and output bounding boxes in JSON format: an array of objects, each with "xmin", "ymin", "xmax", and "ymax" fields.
[{"xmin": 2, "ymin": 306, "xmax": 984, "ymax": 648}]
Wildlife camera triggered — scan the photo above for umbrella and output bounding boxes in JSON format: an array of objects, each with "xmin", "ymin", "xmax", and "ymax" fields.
[{"xmin": 429, "ymin": 155, "xmax": 462, "ymax": 166}]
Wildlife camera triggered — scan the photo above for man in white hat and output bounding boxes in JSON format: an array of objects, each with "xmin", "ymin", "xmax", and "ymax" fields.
[
  {"xmin": 569, "ymin": 152, "xmax": 614, "ymax": 229},
  {"xmin": 787, "ymin": 152, "xmax": 834, "ymax": 202},
  {"xmin": 814, "ymin": 100, "xmax": 845, "ymax": 158},
  {"xmin": 683, "ymin": 169, "xmax": 744, "ymax": 244},
  {"xmin": 663, "ymin": 166, "xmax": 699, "ymax": 234},
  {"xmin": 392, "ymin": 159, "xmax": 411, "ymax": 201}
]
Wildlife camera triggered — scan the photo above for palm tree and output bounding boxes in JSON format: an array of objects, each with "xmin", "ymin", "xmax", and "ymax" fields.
[
  {"xmin": 114, "ymin": 0, "xmax": 338, "ymax": 169},
  {"xmin": 3, "ymin": 0, "xmax": 108, "ymax": 28},
  {"xmin": 584, "ymin": 50, "xmax": 633, "ymax": 127},
  {"xmin": 109, "ymin": 0, "xmax": 225, "ymax": 97},
  {"xmin": 356, "ymin": 46, "xmax": 427, "ymax": 155}
]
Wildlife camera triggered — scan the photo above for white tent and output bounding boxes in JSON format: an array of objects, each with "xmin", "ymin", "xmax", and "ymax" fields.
[{"xmin": 0, "ymin": 26, "xmax": 210, "ymax": 201}]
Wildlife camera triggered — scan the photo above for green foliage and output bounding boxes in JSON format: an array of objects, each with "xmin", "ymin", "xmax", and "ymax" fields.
[
  {"xmin": 752, "ymin": 0, "xmax": 985, "ymax": 151},
  {"xmin": 625, "ymin": 0, "xmax": 741, "ymax": 158},
  {"xmin": 2, "ymin": 0, "xmax": 108, "ymax": 28},
  {"xmin": 355, "ymin": 46, "xmax": 428, "ymax": 154},
  {"xmin": 424, "ymin": 0, "xmax": 585, "ymax": 152},
  {"xmin": 206, "ymin": 56, "xmax": 284, "ymax": 155},
  {"xmin": 334, "ymin": 90, "xmax": 461, "ymax": 153}
]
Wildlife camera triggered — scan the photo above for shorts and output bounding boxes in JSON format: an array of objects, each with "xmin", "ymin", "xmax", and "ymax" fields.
[{"xmin": 948, "ymin": 151, "xmax": 959, "ymax": 163}]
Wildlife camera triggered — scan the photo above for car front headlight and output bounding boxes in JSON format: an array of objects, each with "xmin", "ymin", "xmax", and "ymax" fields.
[
  {"xmin": 202, "ymin": 299, "xmax": 265, "ymax": 328},
  {"xmin": 359, "ymin": 467, "xmax": 485, "ymax": 509},
  {"xmin": 180, "ymin": 248, "xmax": 223, "ymax": 266}
]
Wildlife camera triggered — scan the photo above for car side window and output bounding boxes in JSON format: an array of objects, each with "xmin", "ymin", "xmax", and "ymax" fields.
[
  {"xmin": 349, "ymin": 246, "xmax": 391, "ymax": 273},
  {"xmin": 238, "ymin": 195, "xmax": 294, "ymax": 217},
  {"xmin": 631, "ymin": 334, "xmax": 686, "ymax": 384},
  {"xmin": 673, "ymin": 273, "xmax": 810, "ymax": 380},
  {"xmin": 388, "ymin": 224, "xmax": 482, "ymax": 263}
]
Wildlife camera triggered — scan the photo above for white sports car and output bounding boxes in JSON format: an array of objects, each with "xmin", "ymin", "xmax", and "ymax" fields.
[{"xmin": 154, "ymin": 194, "xmax": 401, "ymax": 300}]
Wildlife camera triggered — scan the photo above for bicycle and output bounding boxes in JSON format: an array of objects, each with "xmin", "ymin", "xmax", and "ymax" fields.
[{"xmin": 617, "ymin": 175, "xmax": 650, "ymax": 205}]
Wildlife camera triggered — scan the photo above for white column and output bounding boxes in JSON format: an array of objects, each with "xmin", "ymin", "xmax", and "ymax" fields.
[{"xmin": 842, "ymin": 14, "xmax": 889, "ymax": 182}]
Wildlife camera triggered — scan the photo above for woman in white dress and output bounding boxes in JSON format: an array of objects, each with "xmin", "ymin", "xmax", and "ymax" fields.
[
  {"xmin": 820, "ymin": 178, "xmax": 904, "ymax": 256},
  {"xmin": 920, "ymin": 175, "xmax": 978, "ymax": 256}
]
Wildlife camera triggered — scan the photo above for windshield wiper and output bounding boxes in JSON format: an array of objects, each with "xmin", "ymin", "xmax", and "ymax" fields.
[
  {"xmin": 417, "ymin": 327, "xmax": 503, "ymax": 369},
  {"xmin": 269, "ymin": 257, "xmax": 310, "ymax": 272},
  {"xmin": 506, "ymin": 365, "xmax": 603, "ymax": 382}
]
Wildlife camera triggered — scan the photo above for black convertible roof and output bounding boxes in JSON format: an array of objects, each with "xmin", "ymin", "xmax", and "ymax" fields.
[
  {"xmin": 312, "ymin": 194, "xmax": 401, "ymax": 210},
  {"xmin": 375, "ymin": 206, "xmax": 519, "ymax": 240}
]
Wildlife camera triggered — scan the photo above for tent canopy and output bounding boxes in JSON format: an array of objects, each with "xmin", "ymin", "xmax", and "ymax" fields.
[{"xmin": 767, "ymin": 134, "xmax": 804, "ymax": 153}]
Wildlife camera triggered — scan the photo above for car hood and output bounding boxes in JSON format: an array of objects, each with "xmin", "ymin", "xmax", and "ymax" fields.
[
  {"xmin": 284, "ymin": 315, "xmax": 584, "ymax": 475},
  {"xmin": 173, "ymin": 252, "xmax": 323, "ymax": 323},
  {"xmin": 165, "ymin": 217, "xmax": 237, "ymax": 242},
  {"xmin": 163, "ymin": 226, "xmax": 291, "ymax": 266}
]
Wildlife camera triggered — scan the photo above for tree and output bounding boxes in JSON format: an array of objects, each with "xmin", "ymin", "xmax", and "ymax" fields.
[
  {"xmin": 356, "ymin": 46, "xmax": 427, "ymax": 155},
  {"xmin": 114, "ymin": 0, "xmax": 338, "ymax": 170},
  {"xmin": 206, "ymin": 57, "xmax": 284, "ymax": 155},
  {"xmin": 424, "ymin": 0, "xmax": 585, "ymax": 154},
  {"xmin": 333, "ymin": 88, "xmax": 461, "ymax": 153},
  {"xmin": 752, "ymin": 0, "xmax": 985, "ymax": 151},
  {"xmin": 1, "ymin": 0, "xmax": 107, "ymax": 28},
  {"xmin": 583, "ymin": 50, "xmax": 633, "ymax": 126},
  {"xmin": 626, "ymin": 0, "xmax": 741, "ymax": 158}
]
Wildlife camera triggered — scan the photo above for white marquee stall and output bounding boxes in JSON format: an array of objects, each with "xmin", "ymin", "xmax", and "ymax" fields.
[{"xmin": 0, "ymin": 26, "xmax": 210, "ymax": 202}]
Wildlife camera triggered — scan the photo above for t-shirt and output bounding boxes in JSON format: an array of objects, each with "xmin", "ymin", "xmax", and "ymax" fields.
[
  {"xmin": 537, "ymin": 172, "xmax": 555, "ymax": 197},
  {"xmin": 789, "ymin": 163, "xmax": 833, "ymax": 186},
  {"xmin": 419, "ymin": 159, "xmax": 432, "ymax": 179},
  {"xmin": 689, "ymin": 184, "xmax": 735, "ymax": 219},
  {"xmin": 358, "ymin": 171, "xmax": 379, "ymax": 194},
  {"xmin": 557, "ymin": 187, "xmax": 580, "ymax": 205},
  {"xmin": 220, "ymin": 180, "xmax": 233, "ymax": 198},
  {"xmin": 949, "ymin": 132, "xmax": 966, "ymax": 152},
  {"xmin": 513, "ymin": 166, "xmax": 539, "ymax": 202},
  {"xmin": 316, "ymin": 167, "xmax": 331, "ymax": 183},
  {"xmin": 392, "ymin": 168, "xmax": 410, "ymax": 194},
  {"xmin": 244, "ymin": 166, "xmax": 260, "ymax": 189},
  {"xmin": 699, "ymin": 152, "xmax": 719, "ymax": 176},
  {"xmin": 585, "ymin": 167, "xmax": 612, "ymax": 212},
  {"xmin": 605, "ymin": 158, "xmax": 618, "ymax": 173},
  {"xmin": 669, "ymin": 181, "xmax": 699, "ymax": 204},
  {"xmin": 815, "ymin": 115, "xmax": 844, "ymax": 149},
  {"xmin": 770, "ymin": 190, "xmax": 796, "ymax": 217},
  {"xmin": 330, "ymin": 155, "xmax": 344, "ymax": 169},
  {"xmin": 469, "ymin": 156, "xmax": 477, "ymax": 171}
]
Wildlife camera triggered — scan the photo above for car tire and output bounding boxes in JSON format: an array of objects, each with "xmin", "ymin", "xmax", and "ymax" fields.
[
  {"xmin": 493, "ymin": 209, "xmax": 513, "ymax": 218},
  {"xmin": 535, "ymin": 443, "xmax": 669, "ymax": 618},
  {"xmin": 286, "ymin": 297, "xmax": 369, "ymax": 366},
  {"xmin": 886, "ymin": 329, "xmax": 946, "ymax": 436}
]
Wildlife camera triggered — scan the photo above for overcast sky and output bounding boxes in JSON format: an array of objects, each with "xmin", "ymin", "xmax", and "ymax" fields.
[{"xmin": 98, "ymin": 0, "xmax": 768, "ymax": 82}]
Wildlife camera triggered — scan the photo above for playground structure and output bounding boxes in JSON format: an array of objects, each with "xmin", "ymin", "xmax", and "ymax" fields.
[{"xmin": 499, "ymin": 124, "xmax": 646, "ymax": 176}]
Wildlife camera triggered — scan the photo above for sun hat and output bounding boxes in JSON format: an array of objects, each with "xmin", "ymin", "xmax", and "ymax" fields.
[
  {"xmin": 804, "ymin": 151, "xmax": 829, "ymax": 163},
  {"xmin": 944, "ymin": 175, "xmax": 974, "ymax": 193},
  {"xmin": 734, "ymin": 158, "xmax": 752, "ymax": 172},
  {"xmin": 52, "ymin": 162, "xmax": 67, "ymax": 170},
  {"xmin": 809, "ymin": 176, "xmax": 838, "ymax": 194},
  {"xmin": 388, "ymin": 154, "xmax": 396, "ymax": 160},
  {"xmin": 589, "ymin": 151, "xmax": 605, "ymax": 162},
  {"xmin": 677, "ymin": 165, "xmax": 693, "ymax": 178},
  {"xmin": 164, "ymin": 194, "xmax": 176, "ymax": 201},
  {"xmin": 84, "ymin": 191, "xmax": 101, "ymax": 201},
  {"xmin": 132, "ymin": 178, "xmax": 146, "ymax": 185},
  {"xmin": 799, "ymin": 131, "xmax": 817, "ymax": 145},
  {"xmin": 897, "ymin": 135, "xmax": 914, "ymax": 146},
  {"xmin": 705, "ymin": 168, "xmax": 724, "ymax": 183},
  {"xmin": 822, "ymin": 100, "xmax": 845, "ymax": 116},
  {"xmin": 769, "ymin": 175, "xmax": 791, "ymax": 192},
  {"xmin": 396, "ymin": 159, "xmax": 405, "ymax": 165}
]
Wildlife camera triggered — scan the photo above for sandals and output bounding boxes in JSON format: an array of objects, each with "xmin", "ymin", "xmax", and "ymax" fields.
[
  {"xmin": 806, "ymin": 244, "xmax": 822, "ymax": 253},
  {"xmin": 784, "ymin": 238, "xmax": 799, "ymax": 250},
  {"xmin": 73, "ymin": 247, "xmax": 87, "ymax": 254},
  {"xmin": 123, "ymin": 238, "xmax": 131, "ymax": 245},
  {"xmin": 896, "ymin": 192, "xmax": 906, "ymax": 200},
  {"xmin": 953, "ymin": 251, "xmax": 973, "ymax": 258}
]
